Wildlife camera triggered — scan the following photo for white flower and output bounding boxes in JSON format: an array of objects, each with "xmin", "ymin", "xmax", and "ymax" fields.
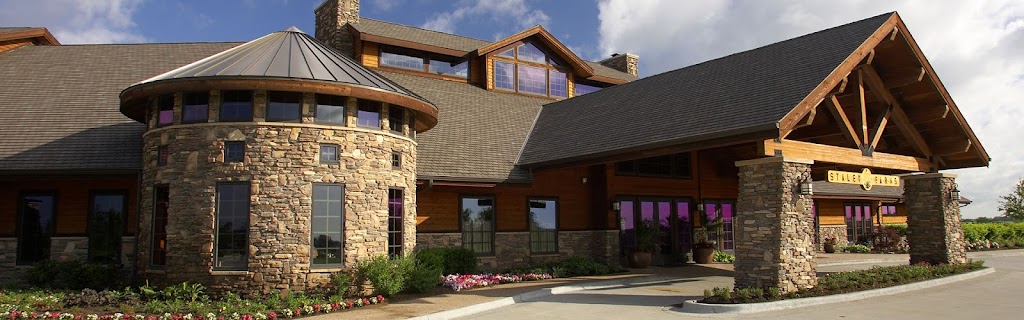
[{"xmin": 87, "ymin": 315, "xmax": 99, "ymax": 320}]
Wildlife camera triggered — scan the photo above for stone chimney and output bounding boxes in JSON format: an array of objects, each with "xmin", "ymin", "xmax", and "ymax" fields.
[
  {"xmin": 315, "ymin": 0, "xmax": 360, "ymax": 58},
  {"xmin": 598, "ymin": 53, "xmax": 639, "ymax": 77}
]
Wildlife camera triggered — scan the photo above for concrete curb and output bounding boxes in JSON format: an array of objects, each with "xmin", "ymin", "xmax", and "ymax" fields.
[
  {"xmin": 406, "ymin": 275, "xmax": 681, "ymax": 320},
  {"xmin": 670, "ymin": 267, "xmax": 995, "ymax": 315},
  {"xmin": 817, "ymin": 249, "xmax": 1024, "ymax": 267}
]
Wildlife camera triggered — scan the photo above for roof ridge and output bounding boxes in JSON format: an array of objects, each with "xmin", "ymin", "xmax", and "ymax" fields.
[{"xmin": 358, "ymin": 17, "xmax": 491, "ymax": 44}]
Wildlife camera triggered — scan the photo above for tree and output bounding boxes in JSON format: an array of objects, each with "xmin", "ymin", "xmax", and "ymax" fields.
[{"xmin": 999, "ymin": 178, "xmax": 1024, "ymax": 221}]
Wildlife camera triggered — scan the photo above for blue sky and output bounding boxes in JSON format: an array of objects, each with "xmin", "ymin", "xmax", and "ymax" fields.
[{"xmin": 1, "ymin": 0, "xmax": 1022, "ymax": 219}]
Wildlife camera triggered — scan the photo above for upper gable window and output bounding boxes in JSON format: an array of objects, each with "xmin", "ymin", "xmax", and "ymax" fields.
[
  {"xmin": 379, "ymin": 45, "xmax": 468, "ymax": 79},
  {"xmin": 491, "ymin": 40, "xmax": 569, "ymax": 98}
]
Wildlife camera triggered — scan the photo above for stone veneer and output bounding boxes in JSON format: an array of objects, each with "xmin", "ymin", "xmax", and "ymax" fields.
[
  {"xmin": 138, "ymin": 101, "xmax": 417, "ymax": 295},
  {"xmin": 904, "ymin": 173, "xmax": 967, "ymax": 265},
  {"xmin": 0, "ymin": 238, "xmax": 19, "ymax": 284},
  {"xmin": 734, "ymin": 157, "xmax": 817, "ymax": 293},
  {"xmin": 818, "ymin": 225, "xmax": 848, "ymax": 250},
  {"xmin": 315, "ymin": 0, "xmax": 359, "ymax": 58},
  {"xmin": 416, "ymin": 230, "xmax": 619, "ymax": 270}
]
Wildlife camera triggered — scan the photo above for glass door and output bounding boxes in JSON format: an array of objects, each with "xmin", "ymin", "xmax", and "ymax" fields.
[
  {"xmin": 703, "ymin": 200, "xmax": 736, "ymax": 250},
  {"xmin": 618, "ymin": 197, "xmax": 693, "ymax": 266},
  {"xmin": 845, "ymin": 203, "xmax": 873, "ymax": 244}
]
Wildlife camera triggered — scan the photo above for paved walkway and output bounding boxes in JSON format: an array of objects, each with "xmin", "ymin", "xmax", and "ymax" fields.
[{"xmin": 309, "ymin": 249, "xmax": 1022, "ymax": 319}]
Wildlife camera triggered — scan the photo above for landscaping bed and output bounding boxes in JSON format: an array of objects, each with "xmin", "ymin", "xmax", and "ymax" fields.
[{"xmin": 699, "ymin": 260, "xmax": 985, "ymax": 304}]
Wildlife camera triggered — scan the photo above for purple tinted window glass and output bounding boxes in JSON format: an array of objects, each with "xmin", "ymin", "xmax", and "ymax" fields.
[
  {"xmin": 620, "ymin": 200, "xmax": 635, "ymax": 252},
  {"xmin": 517, "ymin": 64, "xmax": 547, "ymax": 95}
]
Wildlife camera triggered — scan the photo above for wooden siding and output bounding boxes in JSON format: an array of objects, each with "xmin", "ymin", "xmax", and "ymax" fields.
[
  {"xmin": 485, "ymin": 58, "xmax": 494, "ymax": 90},
  {"xmin": 0, "ymin": 174, "xmax": 139, "ymax": 236},
  {"xmin": 566, "ymin": 75, "xmax": 575, "ymax": 98},
  {"xmin": 0, "ymin": 39, "xmax": 31, "ymax": 54},
  {"xmin": 362, "ymin": 41, "xmax": 379, "ymax": 68},
  {"xmin": 814, "ymin": 199, "xmax": 907, "ymax": 226}
]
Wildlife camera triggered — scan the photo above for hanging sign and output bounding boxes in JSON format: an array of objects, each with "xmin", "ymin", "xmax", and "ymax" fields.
[{"xmin": 826, "ymin": 168, "xmax": 900, "ymax": 191}]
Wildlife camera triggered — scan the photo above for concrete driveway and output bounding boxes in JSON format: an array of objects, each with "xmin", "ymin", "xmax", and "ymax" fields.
[{"xmin": 460, "ymin": 253, "xmax": 1024, "ymax": 320}]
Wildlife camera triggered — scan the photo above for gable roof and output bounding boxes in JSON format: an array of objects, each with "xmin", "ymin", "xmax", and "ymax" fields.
[
  {"xmin": 376, "ymin": 71, "xmax": 548, "ymax": 182},
  {"xmin": 0, "ymin": 27, "xmax": 59, "ymax": 45},
  {"xmin": 349, "ymin": 18, "xmax": 489, "ymax": 53},
  {"xmin": 474, "ymin": 26, "xmax": 595, "ymax": 78},
  {"xmin": 517, "ymin": 13, "xmax": 894, "ymax": 167},
  {"xmin": 0, "ymin": 42, "xmax": 240, "ymax": 173}
]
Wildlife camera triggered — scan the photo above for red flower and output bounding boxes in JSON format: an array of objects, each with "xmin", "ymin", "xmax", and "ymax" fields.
[
  {"xmin": 267, "ymin": 312, "xmax": 276, "ymax": 320},
  {"xmin": 330, "ymin": 303, "xmax": 339, "ymax": 311},
  {"xmin": 377, "ymin": 295, "xmax": 385, "ymax": 302}
]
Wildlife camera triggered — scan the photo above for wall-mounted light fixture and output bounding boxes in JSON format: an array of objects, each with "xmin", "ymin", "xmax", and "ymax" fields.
[
  {"xmin": 950, "ymin": 183, "xmax": 961, "ymax": 202},
  {"xmin": 800, "ymin": 178, "xmax": 814, "ymax": 196},
  {"xmin": 582, "ymin": 177, "xmax": 588, "ymax": 184},
  {"xmin": 611, "ymin": 201, "xmax": 621, "ymax": 211}
]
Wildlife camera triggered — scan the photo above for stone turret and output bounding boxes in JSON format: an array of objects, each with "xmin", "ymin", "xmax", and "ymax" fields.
[
  {"xmin": 599, "ymin": 53, "xmax": 640, "ymax": 77},
  {"xmin": 315, "ymin": 0, "xmax": 360, "ymax": 58}
]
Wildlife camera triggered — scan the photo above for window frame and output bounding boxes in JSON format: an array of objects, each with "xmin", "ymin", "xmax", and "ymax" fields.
[
  {"xmin": 387, "ymin": 188, "xmax": 405, "ymax": 257},
  {"xmin": 459, "ymin": 194, "xmax": 497, "ymax": 256},
  {"xmin": 213, "ymin": 182, "xmax": 251, "ymax": 271},
  {"xmin": 219, "ymin": 90, "xmax": 254, "ymax": 122},
  {"xmin": 311, "ymin": 183, "xmax": 345, "ymax": 268},
  {"xmin": 489, "ymin": 40, "xmax": 571, "ymax": 98},
  {"xmin": 16, "ymin": 192, "xmax": 57, "ymax": 266},
  {"xmin": 378, "ymin": 44, "xmax": 469, "ymax": 79},
  {"xmin": 391, "ymin": 152, "xmax": 402, "ymax": 169},
  {"xmin": 181, "ymin": 92, "xmax": 210, "ymax": 124},
  {"xmin": 314, "ymin": 94, "xmax": 348, "ymax": 125},
  {"xmin": 388, "ymin": 105, "xmax": 405, "ymax": 134},
  {"xmin": 224, "ymin": 141, "xmax": 245, "ymax": 163},
  {"xmin": 156, "ymin": 94, "xmax": 174, "ymax": 127},
  {"xmin": 356, "ymin": 100, "xmax": 382, "ymax": 129},
  {"xmin": 87, "ymin": 190, "xmax": 128, "ymax": 264},
  {"xmin": 526, "ymin": 197, "xmax": 559, "ymax": 255},
  {"xmin": 151, "ymin": 185, "xmax": 170, "ymax": 268},
  {"xmin": 319, "ymin": 144, "xmax": 339, "ymax": 164},
  {"xmin": 157, "ymin": 145, "xmax": 169, "ymax": 166},
  {"xmin": 266, "ymin": 91, "xmax": 302, "ymax": 122}
]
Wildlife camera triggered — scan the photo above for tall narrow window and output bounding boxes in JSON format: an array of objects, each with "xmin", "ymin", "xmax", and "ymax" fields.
[
  {"xmin": 461, "ymin": 196, "xmax": 495, "ymax": 255},
  {"xmin": 215, "ymin": 183, "xmax": 250, "ymax": 270},
  {"xmin": 315, "ymin": 94, "xmax": 347, "ymax": 125},
  {"xmin": 17, "ymin": 193, "xmax": 55, "ymax": 265},
  {"xmin": 388, "ymin": 106, "xmax": 405, "ymax": 133},
  {"xmin": 388, "ymin": 189, "xmax": 404, "ymax": 256},
  {"xmin": 528, "ymin": 198, "xmax": 558, "ymax": 254},
  {"xmin": 493, "ymin": 61, "xmax": 514, "ymax": 91},
  {"xmin": 224, "ymin": 141, "xmax": 245, "ymax": 163},
  {"xmin": 157, "ymin": 146, "xmax": 168, "ymax": 166},
  {"xmin": 220, "ymin": 90, "xmax": 253, "ymax": 122},
  {"xmin": 152, "ymin": 185, "xmax": 169, "ymax": 267},
  {"xmin": 549, "ymin": 70, "xmax": 567, "ymax": 98},
  {"xmin": 88, "ymin": 192, "xmax": 126, "ymax": 263},
  {"xmin": 391, "ymin": 152, "xmax": 401, "ymax": 169},
  {"xmin": 182, "ymin": 92, "xmax": 209, "ymax": 123},
  {"xmin": 267, "ymin": 91, "xmax": 301, "ymax": 122},
  {"xmin": 312, "ymin": 184, "xmax": 344, "ymax": 266},
  {"xmin": 157, "ymin": 95, "xmax": 174, "ymax": 127},
  {"xmin": 357, "ymin": 100, "xmax": 381, "ymax": 128}
]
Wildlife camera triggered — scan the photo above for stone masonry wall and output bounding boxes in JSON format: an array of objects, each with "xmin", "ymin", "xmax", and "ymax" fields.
[
  {"xmin": 417, "ymin": 230, "xmax": 619, "ymax": 271},
  {"xmin": 818, "ymin": 225, "xmax": 848, "ymax": 250},
  {"xmin": 315, "ymin": 0, "xmax": 359, "ymax": 58},
  {"xmin": 0, "ymin": 238, "xmax": 21, "ymax": 284},
  {"xmin": 734, "ymin": 158, "xmax": 817, "ymax": 293},
  {"xmin": 138, "ymin": 121, "xmax": 416, "ymax": 295},
  {"xmin": 50, "ymin": 237, "xmax": 88, "ymax": 261},
  {"xmin": 904, "ymin": 173, "xmax": 967, "ymax": 265}
]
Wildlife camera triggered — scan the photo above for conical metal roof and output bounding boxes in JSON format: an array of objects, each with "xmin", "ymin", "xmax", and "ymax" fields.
[{"xmin": 133, "ymin": 27, "xmax": 423, "ymax": 101}]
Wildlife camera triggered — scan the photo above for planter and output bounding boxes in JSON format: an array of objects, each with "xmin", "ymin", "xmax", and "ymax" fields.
[
  {"xmin": 693, "ymin": 247, "xmax": 715, "ymax": 264},
  {"xmin": 824, "ymin": 243, "xmax": 837, "ymax": 253},
  {"xmin": 628, "ymin": 251, "xmax": 652, "ymax": 268}
]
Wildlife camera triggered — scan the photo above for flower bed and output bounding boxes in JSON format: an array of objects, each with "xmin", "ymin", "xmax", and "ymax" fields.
[
  {"xmin": 699, "ymin": 260, "xmax": 985, "ymax": 304},
  {"xmin": 440, "ymin": 273, "xmax": 554, "ymax": 291}
]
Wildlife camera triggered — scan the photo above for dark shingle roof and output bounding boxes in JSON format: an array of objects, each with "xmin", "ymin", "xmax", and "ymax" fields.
[
  {"xmin": 377, "ymin": 71, "xmax": 548, "ymax": 182},
  {"xmin": 0, "ymin": 42, "xmax": 240, "ymax": 172},
  {"xmin": 518, "ymin": 13, "xmax": 893, "ymax": 166},
  {"xmin": 585, "ymin": 61, "xmax": 637, "ymax": 82},
  {"xmin": 350, "ymin": 18, "xmax": 490, "ymax": 52}
]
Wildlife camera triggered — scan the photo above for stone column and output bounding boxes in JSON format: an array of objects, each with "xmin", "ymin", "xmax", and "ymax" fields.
[
  {"xmin": 904, "ymin": 173, "xmax": 967, "ymax": 265},
  {"xmin": 734, "ymin": 157, "xmax": 817, "ymax": 293}
]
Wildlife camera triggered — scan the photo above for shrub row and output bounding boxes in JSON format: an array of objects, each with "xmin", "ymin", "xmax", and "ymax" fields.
[
  {"xmin": 24, "ymin": 260, "xmax": 127, "ymax": 290},
  {"xmin": 506, "ymin": 256, "xmax": 623, "ymax": 278},
  {"xmin": 963, "ymin": 222, "xmax": 1024, "ymax": 248}
]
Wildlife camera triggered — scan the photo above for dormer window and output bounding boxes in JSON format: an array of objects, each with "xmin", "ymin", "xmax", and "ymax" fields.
[
  {"xmin": 492, "ymin": 41, "xmax": 568, "ymax": 98},
  {"xmin": 379, "ymin": 45, "xmax": 468, "ymax": 79}
]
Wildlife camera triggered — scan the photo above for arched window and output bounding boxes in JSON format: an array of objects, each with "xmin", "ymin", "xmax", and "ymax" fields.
[{"xmin": 492, "ymin": 41, "xmax": 568, "ymax": 98}]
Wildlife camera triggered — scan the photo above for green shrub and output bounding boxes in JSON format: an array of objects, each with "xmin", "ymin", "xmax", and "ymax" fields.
[
  {"xmin": 24, "ymin": 260, "xmax": 123, "ymax": 290},
  {"xmin": 841, "ymin": 244, "xmax": 872, "ymax": 253},
  {"xmin": 331, "ymin": 271, "xmax": 354, "ymax": 297},
  {"xmin": 963, "ymin": 222, "xmax": 1024, "ymax": 249},
  {"xmin": 712, "ymin": 250, "xmax": 735, "ymax": 263},
  {"xmin": 445, "ymin": 247, "xmax": 478, "ymax": 275},
  {"xmin": 406, "ymin": 264, "xmax": 442, "ymax": 293},
  {"xmin": 415, "ymin": 247, "xmax": 447, "ymax": 270},
  {"xmin": 358, "ymin": 254, "xmax": 414, "ymax": 297},
  {"xmin": 885, "ymin": 224, "xmax": 908, "ymax": 236}
]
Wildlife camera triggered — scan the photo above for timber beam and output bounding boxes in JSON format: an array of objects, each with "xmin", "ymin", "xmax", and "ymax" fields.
[
  {"xmin": 759, "ymin": 139, "xmax": 935, "ymax": 172},
  {"xmin": 858, "ymin": 65, "xmax": 935, "ymax": 160}
]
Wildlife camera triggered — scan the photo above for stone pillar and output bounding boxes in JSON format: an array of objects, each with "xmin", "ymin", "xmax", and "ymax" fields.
[
  {"xmin": 904, "ymin": 173, "xmax": 967, "ymax": 265},
  {"xmin": 734, "ymin": 157, "xmax": 817, "ymax": 293},
  {"xmin": 597, "ymin": 53, "xmax": 639, "ymax": 77},
  {"xmin": 314, "ymin": 0, "xmax": 359, "ymax": 58}
]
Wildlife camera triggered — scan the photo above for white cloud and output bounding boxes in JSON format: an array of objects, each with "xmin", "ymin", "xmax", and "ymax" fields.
[
  {"xmin": 371, "ymin": 0, "xmax": 401, "ymax": 11},
  {"xmin": 0, "ymin": 0, "xmax": 145, "ymax": 44},
  {"xmin": 597, "ymin": 0, "xmax": 1024, "ymax": 218},
  {"xmin": 421, "ymin": 0, "xmax": 550, "ymax": 35}
]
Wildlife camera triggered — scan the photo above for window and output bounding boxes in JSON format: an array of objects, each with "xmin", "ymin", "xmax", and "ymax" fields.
[
  {"xmin": 224, "ymin": 141, "xmax": 245, "ymax": 163},
  {"xmin": 88, "ymin": 192, "xmax": 125, "ymax": 263},
  {"xmin": 388, "ymin": 189, "xmax": 404, "ymax": 256},
  {"xmin": 881, "ymin": 204, "xmax": 898, "ymax": 215},
  {"xmin": 357, "ymin": 100, "xmax": 381, "ymax": 128},
  {"xmin": 220, "ymin": 90, "xmax": 253, "ymax": 122},
  {"xmin": 157, "ymin": 95, "xmax": 174, "ymax": 127},
  {"xmin": 267, "ymin": 91, "xmax": 301, "ymax": 122},
  {"xmin": 549, "ymin": 70, "xmax": 567, "ymax": 98},
  {"xmin": 215, "ymin": 183, "xmax": 250, "ymax": 270},
  {"xmin": 574, "ymin": 82, "xmax": 603, "ymax": 96},
  {"xmin": 845, "ymin": 203, "xmax": 873, "ymax": 244},
  {"xmin": 389, "ymin": 106, "xmax": 405, "ymax": 133},
  {"xmin": 429, "ymin": 59, "xmax": 469, "ymax": 78},
  {"xmin": 703, "ymin": 200, "xmax": 735, "ymax": 250},
  {"xmin": 182, "ymin": 92, "xmax": 209, "ymax": 123},
  {"xmin": 380, "ymin": 45, "xmax": 469, "ymax": 78},
  {"xmin": 615, "ymin": 152, "xmax": 692, "ymax": 178},
  {"xmin": 17, "ymin": 193, "xmax": 55, "ymax": 265},
  {"xmin": 493, "ymin": 61, "xmax": 515, "ymax": 91},
  {"xmin": 528, "ymin": 198, "xmax": 558, "ymax": 254},
  {"xmin": 461, "ymin": 196, "xmax": 495, "ymax": 255},
  {"xmin": 152, "ymin": 185, "xmax": 169, "ymax": 267},
  {"xmin": 391, "ymin": 152, "xmax": 401, "ymax": 169},
  {"xmin": 491, "ymin": 41, "xmax": 570, "ymax": 98},
  {"xmin": 316, "ymin": 94, "xmax": 347, "ymax": 125},
  {"xmin": 312, "ymin": 184, "xmax": 343, "ymax": 266},
  {"xmin": 157, "ymin": 146, "xmax": 168, "ymax": 166},
  {"xmin": 380, "ymin": 46, "xmax": 424, "ymax": 71},
  {"xmin": 320, "ymin": 144, "xmax": 339, "ymax": 163}
]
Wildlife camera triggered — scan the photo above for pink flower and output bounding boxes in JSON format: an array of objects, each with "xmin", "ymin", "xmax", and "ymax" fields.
[{"xmin": 267, "ymin": 312, "xmax": 277, "ymax": 320}]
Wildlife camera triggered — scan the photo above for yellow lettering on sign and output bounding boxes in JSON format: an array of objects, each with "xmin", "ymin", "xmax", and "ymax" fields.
[{"xmin": 826, "ymin": 169, "xmax": 900, "ymax": 191}]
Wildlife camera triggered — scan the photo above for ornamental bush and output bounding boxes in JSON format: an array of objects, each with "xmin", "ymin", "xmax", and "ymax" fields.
[
  {"xmin": 24, "ymin": 260, "xmax": 124, "ymax": 290},
  {"xmin": 357, "ymin": 254, "xmax": 414, "ymax": 297},
  {"xmin": 414, "ymin": 247, "xmax": 477, "ymax": 275},
  {"xmin": 963, "ymin": 222, "xmax": 1024, "ymax": 249}
]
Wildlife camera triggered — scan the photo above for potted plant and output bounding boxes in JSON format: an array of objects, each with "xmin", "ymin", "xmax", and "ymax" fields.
[
  {"xmin": 823, "ymin": 237, "xmax": 838, "ymax": 253},
  {"xmin": 692, "ymin": 227, "xmax": 716, "ymax": 264},
  {"xmin": 629, "ymin": 219, "xmax": 658, "ymax": 268}
]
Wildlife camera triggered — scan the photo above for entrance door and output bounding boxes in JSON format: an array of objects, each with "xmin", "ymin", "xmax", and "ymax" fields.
[
  {"xmin": 618, "ymin": 197, "xmax": 693, "ymax": 265},
  {"xmin": 703, "ymin": 200, "xmax": 735, "ymax": 250},
  {"xmin": 845, "ymin": 203, "xmax": 873, "ymax": 244}
]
